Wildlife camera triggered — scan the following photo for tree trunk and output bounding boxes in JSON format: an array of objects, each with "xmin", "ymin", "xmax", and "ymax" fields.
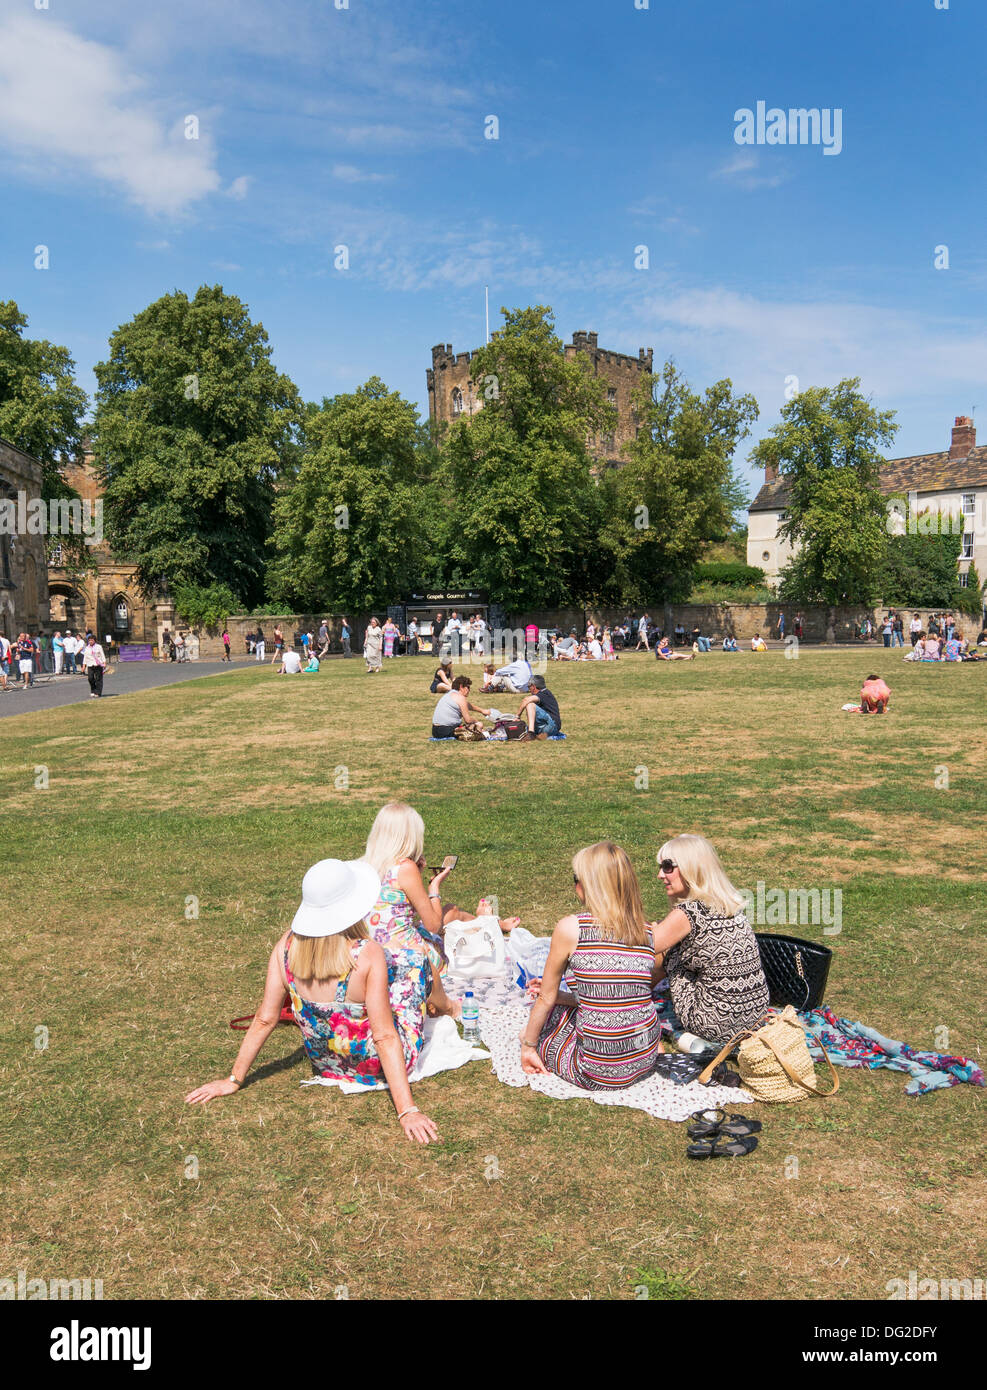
[{"xmin": 826, "ymin": 605, "xmax": 836, "ymax": 645}]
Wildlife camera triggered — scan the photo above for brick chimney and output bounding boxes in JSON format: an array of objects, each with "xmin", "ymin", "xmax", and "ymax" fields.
[
  {"xmin": 950, "ymin": 415, "xmax": 976, "ymax": 459},
  {"xmin": 765, "ymin": 461, "xmax": 778, "ymax": 483}
]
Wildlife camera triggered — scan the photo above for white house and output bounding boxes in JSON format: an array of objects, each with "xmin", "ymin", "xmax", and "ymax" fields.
[{"xmin": 748, "ymin": 415, "xmax": 987, "ymax": 590}]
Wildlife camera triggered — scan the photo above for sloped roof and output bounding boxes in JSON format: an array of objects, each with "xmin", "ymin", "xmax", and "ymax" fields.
[{"xmin": 749, "ymin": 447, "xmax": 987, "ymax": 513}]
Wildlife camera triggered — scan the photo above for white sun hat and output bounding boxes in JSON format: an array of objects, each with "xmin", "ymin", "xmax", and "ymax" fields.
[{"xmin": 290, "ymin": 858, "xmax": 381, "ymax": 938}]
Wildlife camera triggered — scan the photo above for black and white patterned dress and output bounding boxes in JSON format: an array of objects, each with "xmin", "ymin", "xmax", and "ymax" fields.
[{"xmin": 664, "ymin": 899, "xmax": 769, "ymax": 1045}]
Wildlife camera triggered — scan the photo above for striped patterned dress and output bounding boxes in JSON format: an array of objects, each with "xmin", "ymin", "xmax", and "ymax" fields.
[{"xmin": 537, "ymin": 914, "xmax": 661, "ymax": 1090}]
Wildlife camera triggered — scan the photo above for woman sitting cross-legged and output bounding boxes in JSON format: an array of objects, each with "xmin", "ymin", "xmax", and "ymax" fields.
[
  {"xmin": 431, "ymin": 675, "xmax": 490, "ymax": 738},
  {"xmin": 520, "ymin": 841, "xmax": 663, "ymax": 1088},
  {"xmin": 649, "ymin": 834, "xmax": 769, "ymax": 1047},
  {"xmin": 184, "ymin": 857, "xmax": 440, "ymax": 1144},
  {"xmin": 430, "ymin": 659, "xmax": 454, "ymax": 694},
  {"xmin": 362, "ymin": 801, "xmax": 520, "ymax": 1020}
]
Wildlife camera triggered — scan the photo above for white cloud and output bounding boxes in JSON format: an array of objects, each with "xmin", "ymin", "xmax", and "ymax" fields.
[
  {"xmin": 227, "ymin": 175, "xmax": 252, "ymax": 200},
  {"xmin": 712, "ymin": 151, "xmax": 789, "ymax": 191},
  {"xmin": 0, "ymin": 11, "xmax": 221, "ymax": 215},
  {"xmin": 332, "ymin": 163, "xmax": 390, "ymax": 184}
]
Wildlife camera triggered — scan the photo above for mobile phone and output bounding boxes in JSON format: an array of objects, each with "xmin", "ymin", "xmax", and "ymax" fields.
[{"xmin": 429, "ymin": 854, "xmax": 459, "ymax": 874}]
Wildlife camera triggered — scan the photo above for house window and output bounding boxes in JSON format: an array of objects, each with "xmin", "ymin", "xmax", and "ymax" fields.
[
  {"xmin": 961, "ymin": 533, "xmax": 974, "ymax": 560},
  {"xmin": 451, "ymin": 388, "xmax": 463, "ymax": 416},
  {"xmin": 762, "ymin": 550, "xmax": 771, "ymax": 562},
  {"xmin": 958, "ymin": 571, "xmax": 969, "ymax": 588},
  {"xmin": 607, "ymin": 388, "xmax": 617, "ymax": 405},
  {"xmin": 962, "ymin": 492, "xmax": 975, "ymax": 517}
]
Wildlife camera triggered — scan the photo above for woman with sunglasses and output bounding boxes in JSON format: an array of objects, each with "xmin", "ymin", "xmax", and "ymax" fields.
[
  {"xmin": 519, "ymin": 842, "xmax": 662, "ymax": 1088},
  {"xmin": 650, "ymin": 835, "xmax": 768, "ymax": 1046}
]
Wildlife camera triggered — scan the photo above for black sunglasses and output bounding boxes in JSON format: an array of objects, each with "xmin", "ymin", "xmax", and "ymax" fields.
[{"xmin": 658, "ymin": 859, "xmax": 678, "ymax": 874}]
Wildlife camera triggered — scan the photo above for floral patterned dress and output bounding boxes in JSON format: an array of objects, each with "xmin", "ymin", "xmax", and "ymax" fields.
[
  {"xmin": 283, "ymin": 934, "xmax": 429, "ymax": 1089},
  {"xmin": 365, "ymin": 864, "xmax": 447, "ymax": 976}
]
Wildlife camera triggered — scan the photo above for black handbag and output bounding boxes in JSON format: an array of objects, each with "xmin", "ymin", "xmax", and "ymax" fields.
[{"xmin": 755, "ymin": 933, "xmax": 832, "ymax": 1011}]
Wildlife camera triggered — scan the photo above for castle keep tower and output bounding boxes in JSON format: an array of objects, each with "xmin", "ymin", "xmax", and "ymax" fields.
[{"xmin": 426, "ymin": 331, "xmax": 654, "ymax": 467}]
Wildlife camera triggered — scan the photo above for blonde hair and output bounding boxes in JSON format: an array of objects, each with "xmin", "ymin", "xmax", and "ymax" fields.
[
  {"xmin": 363, "ymin": 801, "xmax": 425, "ymax": 877},
  {"xmin": 287, "ymin": 921, "xmax": 368, "ymax": 981},
  {"xmin": 572, "ymin": 841, "xmax": 648, "ymax": 946},
  {"xmin": 657, "ymin": 834, "xmax": 744, "ymax": 918}
]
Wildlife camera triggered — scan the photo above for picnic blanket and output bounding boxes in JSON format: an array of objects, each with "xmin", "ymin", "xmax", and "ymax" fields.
[
  {"xmin": 461, "ymin": 975, "xmax": 753, "ymax": 1122},
  {"xmin": 799, "ymin": 1005, "xmax": 985, "ymax": 1097}
]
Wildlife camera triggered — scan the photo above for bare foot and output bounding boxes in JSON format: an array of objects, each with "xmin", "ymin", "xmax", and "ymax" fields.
[{"xmin": 499, "ymin": 916, "xmax": 521, "ymax": 935}]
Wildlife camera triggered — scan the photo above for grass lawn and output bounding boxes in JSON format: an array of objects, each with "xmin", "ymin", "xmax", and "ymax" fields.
[{"xmin": 1, "ymin": 648, "xmax": 985, "ymax": 1301}]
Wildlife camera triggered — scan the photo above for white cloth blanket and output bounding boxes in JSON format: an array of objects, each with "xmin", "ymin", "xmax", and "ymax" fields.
[
  {"xmin": 299, "ymin": 1013, "xmax": 489, "ymax": 1095},
  {"xmin": 460, "ymin": 976, "xmax": 754, "ymax": 1123}
]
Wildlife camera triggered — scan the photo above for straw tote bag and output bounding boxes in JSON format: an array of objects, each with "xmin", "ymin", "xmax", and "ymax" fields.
[{"xmin": 697, "ymin": 1005, "xmax": 840, "ymax": 1103}]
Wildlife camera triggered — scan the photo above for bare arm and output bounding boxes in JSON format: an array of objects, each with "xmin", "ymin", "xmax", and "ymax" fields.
[
  {"xmin": 363, "ymin": 943, "xmax": 438, "ymax": 1143},
  {"xmin": 520, "ymin": 915, "xmax": 580, "ymax": 1073},
  {"xmin": 185, "ymin": 934, "xmax": 289, "ymax": 1103},
  {"xmin": 396, "ymin": 857, "xmax": 450, "ymax": 935},
  {"xmin": 647, "ymin": 906, "xmax": 692, "ymax": 955}
]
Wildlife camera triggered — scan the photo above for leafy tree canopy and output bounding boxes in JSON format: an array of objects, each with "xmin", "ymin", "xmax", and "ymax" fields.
[{"xmin": 93, "ymin": 285, "xmax": 302, "ymax": 607}]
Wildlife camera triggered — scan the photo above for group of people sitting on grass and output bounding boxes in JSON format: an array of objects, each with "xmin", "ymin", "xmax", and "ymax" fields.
[
  {"xmin": 901, "ymin": 628, "xmax": 982, "ymax": 662},
  {"xmin": 431, "ymin": 671, "xmax": 562, "ymax": 740},
  {"xmin": 551, "ymin": 626, "xmax": 619, "ymax": 661},
  {"xmin": 186, "ymin": 803, "xmax": 769, "ymax": 1145}
]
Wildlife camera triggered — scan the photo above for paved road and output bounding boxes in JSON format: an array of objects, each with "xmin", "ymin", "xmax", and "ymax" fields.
[{"xmin": 0, "ymin": 658, "xmax": 260, "ymax": 719}]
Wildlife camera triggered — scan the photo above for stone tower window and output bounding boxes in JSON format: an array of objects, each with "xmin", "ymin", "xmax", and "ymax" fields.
[
  {"xmin": 114, "ymin": 596, "xmax": 131, "ymax": 631},
  {"xmin": 451, "ymin": 388, "xmax": 463, "ymax": 416},
  {"xmin": 607, "ymin": 388, "xmax": 617, "ymax": 405}
]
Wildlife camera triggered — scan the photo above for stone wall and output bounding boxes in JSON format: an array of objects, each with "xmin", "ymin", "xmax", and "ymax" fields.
[{"xmin": 0, "ymin": 437, "xmax": 50, "ymax": 640}]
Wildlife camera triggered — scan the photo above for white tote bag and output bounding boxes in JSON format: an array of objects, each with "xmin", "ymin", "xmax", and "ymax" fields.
[{"xmin": 444, "ymin": 916, "xmax": 506, "ymax": 978}]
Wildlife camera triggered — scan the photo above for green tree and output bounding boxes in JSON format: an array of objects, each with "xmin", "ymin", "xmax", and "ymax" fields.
[
  {"xmin": 755, "ymin": 379, "xmax": 897, "ymax": 639},
  {"xmin": 879, "ymin": 512, "xmax": 966, "ymax": 608},
  {"xmin": 956, "ymin": 560, "xmax": 982, "ymax": 620},
  {"xmin": 599, "ymin": 363, "xmax": 758, "ymax": 607},
  {"xmin": 442, "ymin": 306, "xmax": 612, "ymax": 607},
  {"xmin": 93, "ymin": 286, "xmax": 302, "ymax": 607},
  {"xmin": 267, "ymin": 378, "xmax": 428, "ymax": 611},
  {"xmin": 0, "ymin": 300, "xmax": 88, "ymax": 494}
]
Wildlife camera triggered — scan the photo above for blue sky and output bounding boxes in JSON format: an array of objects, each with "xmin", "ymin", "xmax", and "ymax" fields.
[{"xmin": 2, "ymin": 0, "xmax": 984, "ymax": 498}]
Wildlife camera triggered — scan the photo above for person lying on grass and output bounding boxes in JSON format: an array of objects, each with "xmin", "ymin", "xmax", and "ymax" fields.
[
  {"xmin": 361, "ymin": 801, "xmax": 521, "ymax": 1021},
  {"xmin": 656, "ymin": 635, "xmax": 694, "ymax": 662},
  {"xmin": 185, "ymin": 857, "xmax": 440, "ymax": 1144},
  {"xmin": 431, "ymin": 675, "xmax": 491, "ymax": 739},
  {"xmin": 520, "ymin": 841, "xmax": 663, "ymax": 1088},
  {"xmin": 648, "ymin": 834, "xmax": 770, "ymax": 1048}
]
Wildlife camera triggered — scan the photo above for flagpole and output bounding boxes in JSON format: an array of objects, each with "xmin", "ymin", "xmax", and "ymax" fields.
[{"xmin": 485, "ymin": 286, "xmax": 489, "ymax": 344}]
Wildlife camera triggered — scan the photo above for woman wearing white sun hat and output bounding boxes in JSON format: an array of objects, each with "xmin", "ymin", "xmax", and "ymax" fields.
[{"xmin": 185, "ymin": 857, "xmax": 439, "ymax": 1143}]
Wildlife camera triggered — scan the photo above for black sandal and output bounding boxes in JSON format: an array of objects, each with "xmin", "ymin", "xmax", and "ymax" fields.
[
  {"xmin": 686, "ymin": 1108, "xmax": 725, "ymax": 1139},
  {"xmin": 686, "ymin": 1133, "xmax": 758, "ymax": 1159}
]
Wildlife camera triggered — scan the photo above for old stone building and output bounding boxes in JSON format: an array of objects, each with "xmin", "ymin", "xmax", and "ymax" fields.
[
  {"xmin": 749, "ymin": 414, "xmax": 987, "ymax": 591},
  {"xmin": 0, "ymin": 437, "xmax": 50, "ymax": 640},
  {"xmin": 426, "ymin": 330, "xmax": 654, "ymax": 466},
  {"xmin": 46, "ymin": 447, "xmax": 159, "ymax": 644}
]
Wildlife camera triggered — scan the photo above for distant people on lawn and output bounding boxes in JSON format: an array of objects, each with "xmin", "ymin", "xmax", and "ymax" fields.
[
  {"xmin": 17, "ymin": 632, "xmax": 36, "ymax": 687},
  {"xmin": 656, "ymin": 635, "xmax": 694, "ymax": 662},
  {"xmin": 279, "ymin": 647, "xmax": 303, "ymax": 674},
  {"xmin": 383, "ymin": 617, "xmax": 400, "ymax": 658},
  {"xmin": 341, "ymin": 618, "xmax": 352, "ymax": 658},
  {"xmin": 431, "ymin": 676, "xmax": 490, "ymax": 739},
  {"xmin": 82, "ymin": 634, "xmax": 107, "ymax": 697},
  {"xmin": 222, "ymin": 628, "xmax": 232, "ymax": 662},
  {"xmin": 909, "ymin": 613, "xmax": 922, "ymax": 647},
  {"xmin": 554, "ymin": 629, "xmax": 579, "ymax": 660},
  {"xmin": 184, "ymin": 856, "xmax": 441, "ymax": 1144},
  {"xmin": 271, "ymin": 624, "xmax": 284, "ymax": 665},
  {"xmin": 776, "ymin": 612, "xmax": 786, "ymax": 640},
  {"xmin": 750, "ymin": 633, "xmax": 767, "ymax": 652},
  {"xmin": 637, "ymin": 615, "xmax": 651, "ymax": 650},
  {"xmin": 517, "ymin": 674, "xmax": 562, "ymax": 739},
  {"xmin": 255, "ymin": 627, "xmax": 266, "ymax": 662},
  {"xmin": 430, "ymin": 659, "xmax": 453, "ymax": 694},
  {"xmin": 649, "ymin": 834, "xmax": 770, "ymax": 1047},
  {"xmin": 303, "ymin": 652, "xmax": 320, "ymax": 673},
  {"xmin": 794, "ymin": 612, "xmax": 804, "ymax": 640},
  {"xmin": 520, "ymin": 842, "xmax": 663, "ymax": 1088},
  {"xmin": 722, "ymin": 635, "xmax": 738, "ymax": 652},
  {"xmin": 492, "ymin": 655, "xmax": 533, "ymax": 691},
  {"xmin": 0, "ymin": 633, "xmax": 10, "ymax": 690},
  {"xmin": 364, "ymin": 617, "xmax": 383, "ymax": 673}
]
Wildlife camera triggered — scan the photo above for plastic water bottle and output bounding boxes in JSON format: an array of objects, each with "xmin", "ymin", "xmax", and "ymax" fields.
[{"xmin": 461, "ymin": 991, "xmax": 480, "ymax": 1044}]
